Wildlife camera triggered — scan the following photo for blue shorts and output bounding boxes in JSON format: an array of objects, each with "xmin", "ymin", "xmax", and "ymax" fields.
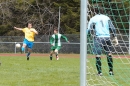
[
  {"xmin": 93, "ymin": 37, "xmax": 112, "ymax": 55},
  {"xmin": 23, "ymin": 39, "xmax": 34, "ymax": 49}
]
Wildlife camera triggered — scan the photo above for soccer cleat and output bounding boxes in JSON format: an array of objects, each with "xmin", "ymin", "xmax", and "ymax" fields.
[
  {"xmin": 27, "ymin": 57, "xmax": 29, "ymax": 60},
  {"xmin": 27, "ymin": 56, "xmax": 29, "ymax": 60},
  {"xmin": 56, "ymin": 56, "xmax": 59, "ymax": 60},
  {"xmin": 97, "ymin": 73, "xmax": 103, "ymax": 76},
  {"xmin": 109, "ymin": 71, "xmax": 114, "ymax": 75}
]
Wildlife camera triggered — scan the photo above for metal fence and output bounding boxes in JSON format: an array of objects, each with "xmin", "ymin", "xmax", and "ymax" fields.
[
  {"xmin": 0, "ymin": 42, "xmax": 80, "ymax": 53},
  {"xmin": 0, "ymin": 35, "xmax": 80, "ymax": 53},
  {"xmin": 0, "ymin": 34, "xmax": 129, "ymax": 54}
]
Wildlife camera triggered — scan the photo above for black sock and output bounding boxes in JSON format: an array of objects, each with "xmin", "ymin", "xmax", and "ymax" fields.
[
  {"xmin": 96, "ymin": 57, "xmax": 102, "ymax": 73},
  {"xmin": 107, "ymin": 55, "xmax": 113, "ymax": 72},
  {"xmin": 50, "ymin": 54, "xmax": 52, "ymax": 60}
]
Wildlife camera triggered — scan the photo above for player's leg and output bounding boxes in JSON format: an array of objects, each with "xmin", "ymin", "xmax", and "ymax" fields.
[
  {"xmin": 107, "ymin": 53, "xmax": 114, "ymax": 75},
  {"xmin": 21, "ymin": 44, "xmax": 26, "ymax": 53},
  {"xmin": 50, "ymin": 50, "xmax": 54, "ymax": 60},
  {"xmin": 104, "ymin": 38, "xmax": 114, "ymax": 75},
  {"xmin": 50, "ymin": 46, "xmax": 55, "ymax": 60},
  {"xmin": 96, "ymin": 55, "xmax": 102, "ymax": 75},
  {"xmin": 27, "ymin": 48, "xmax": 32, "ymax": 60},
  {"xmin": 21, "ymin": 39, "xmax": 27, "ymax": 53},
  {"xmin": 26, "ymin": 41, "xmax": 33, "ymax": 60},
  {"xmin": 55, "ymin": 49, "xmax": 59, "ymax": 60},
  {"xmin": 93, "ymin": 38, "xmax": 102, "ymax": 75},
  {"xmin": 54, "ymin": 46, "xmax": 61, "ymax": 60}
]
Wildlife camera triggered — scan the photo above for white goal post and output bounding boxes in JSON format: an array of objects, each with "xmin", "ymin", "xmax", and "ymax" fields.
[{"xmin": 80, "ymin": 0, "xmax": 88, "ymax": 86}]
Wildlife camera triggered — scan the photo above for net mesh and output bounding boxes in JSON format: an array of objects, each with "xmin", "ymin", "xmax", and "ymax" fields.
[{"xmin": 87, "ymin": 0, "xmax": 130, "ymax": 85}]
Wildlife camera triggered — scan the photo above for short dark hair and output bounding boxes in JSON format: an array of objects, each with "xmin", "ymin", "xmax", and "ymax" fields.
[
  {"xmin": 26, "ymin": 22, "xmax": 32, "ymax": 26},
  {"xmin": 54, "ymin": 28, "xmax": 58, "ymax": 32},
  {"xmin": 28, "ymin": 22, "xmax": 32, "ymax": 25}
]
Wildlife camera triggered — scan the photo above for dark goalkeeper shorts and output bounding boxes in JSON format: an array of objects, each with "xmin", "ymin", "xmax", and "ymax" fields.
[{"xmin": 93, "ymin": 37, "xmax": 112, "ymax": 55}]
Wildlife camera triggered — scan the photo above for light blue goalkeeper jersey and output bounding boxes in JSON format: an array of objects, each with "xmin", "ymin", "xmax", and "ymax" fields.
[{"xmin": 87, "ymin": 14, "xmax": 115, "ymax": 37}]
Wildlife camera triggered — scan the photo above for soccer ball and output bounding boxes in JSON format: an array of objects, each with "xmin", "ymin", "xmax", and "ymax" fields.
[{"xmin": 16, "ymin": 43, "xmax": 21, "ymax": 48}]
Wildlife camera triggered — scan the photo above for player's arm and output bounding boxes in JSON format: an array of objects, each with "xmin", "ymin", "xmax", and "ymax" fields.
[
  {"xmin": 87, "ymin": 19, "xmax": 94, "ymax": 37},
  {"xmin": 14, "ymin": 27, "xmax": 23, "ymax": 30},
  {"xmin": 61, "ymin": 35, "xmax": 69, "ymax": 43},
  {"xmin": 30, "ymin": 29, "xmax": 38, "ymax": 34},
  {"xmin": 87, "ymin": 21, "xmax": 91, "ymax": 35},
  {"xmin": 50, "ymin": 36, "xmax": 54, "ymax": 46},
  {"xmin": 108, "ymin": 20, "xmax": 116, "ymax": 37},
  {"xmin": 108, "ymin": 20, "xmax": 118, "ymax": 45}
]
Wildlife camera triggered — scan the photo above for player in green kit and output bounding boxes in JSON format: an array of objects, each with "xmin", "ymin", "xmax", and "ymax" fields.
[{"xmin": 50, "ymin": 28, "xmax": 69, "ymax": 60}]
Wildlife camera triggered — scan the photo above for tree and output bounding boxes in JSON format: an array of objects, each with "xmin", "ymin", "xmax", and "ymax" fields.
[
  {"xmin": 0, "ymin": 0, "xmax": 129, "ymax": 35},
  {"xmin": 52, "ymin": 0, "xmax": 80, "ymax": 34}
]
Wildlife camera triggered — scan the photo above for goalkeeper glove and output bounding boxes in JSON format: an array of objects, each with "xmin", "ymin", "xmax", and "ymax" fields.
[{"xmin": 113, "ymin": 37, "xmax": 119, "ymax": 46}]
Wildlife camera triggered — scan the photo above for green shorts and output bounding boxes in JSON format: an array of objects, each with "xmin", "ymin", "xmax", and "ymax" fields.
[{"xmin": 51, "ymin": 46, "xmax": 61, "ymax": 51}]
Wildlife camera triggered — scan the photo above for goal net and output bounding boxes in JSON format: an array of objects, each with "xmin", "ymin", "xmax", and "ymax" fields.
[{"xmin": 87, "ymin": 0, "xmax": 130, "ymax": 86}]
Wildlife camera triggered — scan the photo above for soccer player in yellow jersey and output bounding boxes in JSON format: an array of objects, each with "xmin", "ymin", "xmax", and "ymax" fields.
[{"xmin": 14, "ymin": 23, "xmax": 38, "ymax": 60}]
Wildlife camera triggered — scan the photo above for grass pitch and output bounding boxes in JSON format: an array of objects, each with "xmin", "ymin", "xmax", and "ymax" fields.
[
  {"xmin": 87, "ymin": 55, "xmax": 130, "ymax": 86},
  {"xmin": 0, "ymin": 54, "xmax": 79, "ymax": 86},
  {"xmin": 0, "ymin": 54, "xmax": 130, "ymax": 86}
]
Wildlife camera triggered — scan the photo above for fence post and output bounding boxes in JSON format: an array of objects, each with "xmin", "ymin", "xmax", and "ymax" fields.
[{"xmin": 15, "ymin": 42, "xmax": 16, "ymax": 54}]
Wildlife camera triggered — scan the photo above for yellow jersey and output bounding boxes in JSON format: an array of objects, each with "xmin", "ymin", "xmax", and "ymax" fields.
[{"xmin": 22, "ymin": 28, "xmax": 36, "ymax": 41}]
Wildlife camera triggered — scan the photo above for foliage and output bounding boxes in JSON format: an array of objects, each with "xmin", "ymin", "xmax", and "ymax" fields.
[{"xmin": 0, "ymin": 0, "xmax": 129, "ymax": 35}]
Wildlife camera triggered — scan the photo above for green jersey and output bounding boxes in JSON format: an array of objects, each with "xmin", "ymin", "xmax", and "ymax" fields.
[{"xmin": 50, "ymin": 34, "xmax": 68, "ymax": 46}]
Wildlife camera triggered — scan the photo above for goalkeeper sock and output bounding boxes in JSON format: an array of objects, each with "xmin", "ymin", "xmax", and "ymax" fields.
[
  {"xmin": 107, "ymin": 55, "xmax": 113, "ymax": 72},
  {"xmin": 96, "ymin": 57, "xmax": 102, "ymax": 73}
]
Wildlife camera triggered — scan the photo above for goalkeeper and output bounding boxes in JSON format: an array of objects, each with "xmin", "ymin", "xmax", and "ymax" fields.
[
  {"xmin": 50, "ymin": 28, "xmax": 69, "ymax": 60},
  {"xmin": 87, "ymin": 8, "xmax": 118, "ymax": 76}
]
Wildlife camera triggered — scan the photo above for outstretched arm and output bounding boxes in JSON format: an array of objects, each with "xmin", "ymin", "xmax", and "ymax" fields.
[
  {"xmin": 14, "ymin": 27, "xmax": 23, "ymax": 30},
  {"xmin": 61, "ymin": 35, "xmax": 69, "ymax": 43}
]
